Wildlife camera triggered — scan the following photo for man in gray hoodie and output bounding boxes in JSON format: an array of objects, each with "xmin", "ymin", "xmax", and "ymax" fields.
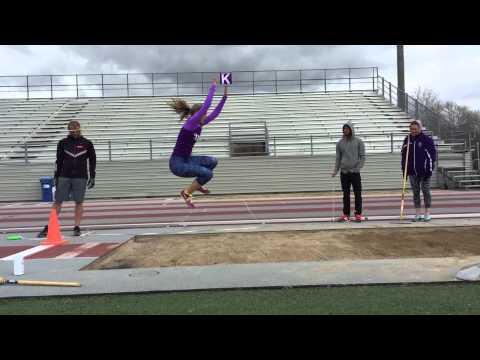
[{"xmin": 331, "ymin": 121, "xmax": 366, "ymax": 222}]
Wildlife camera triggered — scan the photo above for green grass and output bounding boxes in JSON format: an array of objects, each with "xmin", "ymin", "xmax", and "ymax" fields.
[{"xmin": 1, "ymin": 283, "xmax": 480, "ymax": 315}]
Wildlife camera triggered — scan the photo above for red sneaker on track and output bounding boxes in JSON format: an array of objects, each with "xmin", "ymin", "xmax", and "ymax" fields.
[
  {"xmin": 180, "ymin": 190, "xmax": 195, "ymax": 208},
  {"xmin": 336, "ymin": 214, "xmax": 350, "ymax": 222},
  {"xmin": 198, "ymin": 186, "xmax": 211, "ymax": 195},
  {"xmin": 354, "ymin": 214, "xmax": 366, "ymax": 223}
]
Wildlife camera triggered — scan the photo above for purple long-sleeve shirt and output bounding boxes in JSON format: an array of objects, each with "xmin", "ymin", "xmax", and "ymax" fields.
[
  {"xmin": 171, "ymin": 84, "xmax": 227, "ymax": 158},
  {"xmin": 401, "ymin": 132, "xmax": 436, "ymax": 177}
]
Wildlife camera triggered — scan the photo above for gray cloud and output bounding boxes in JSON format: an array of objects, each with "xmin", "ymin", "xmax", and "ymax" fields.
[{"xmin": 64, "ymin": 45, "xmax": 393, "ymax": 74}]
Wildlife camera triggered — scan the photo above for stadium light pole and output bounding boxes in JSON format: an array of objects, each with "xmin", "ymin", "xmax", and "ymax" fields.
[{"xmin": 397, "ymin": 45, "xmax": 405, "ymax": 111}]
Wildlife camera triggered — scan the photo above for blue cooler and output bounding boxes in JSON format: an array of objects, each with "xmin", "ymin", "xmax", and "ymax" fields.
[{"xmin": 40, "ymin": 176, "xmax": 54, "ymax": 202}]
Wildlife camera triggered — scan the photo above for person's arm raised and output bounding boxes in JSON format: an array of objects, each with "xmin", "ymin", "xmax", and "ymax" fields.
[
  {"xmin": 202, "ymin": 86, "xmax": 228, "ymax": 126},
  {"xmin": 183, "ymin": 79, "xmax": 217, "ymax": 130}
]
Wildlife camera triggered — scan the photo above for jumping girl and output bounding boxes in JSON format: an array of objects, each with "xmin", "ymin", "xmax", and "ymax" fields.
[{"xmin": 168, "ymin": 79, "xmax": 227, "ymax": 208}]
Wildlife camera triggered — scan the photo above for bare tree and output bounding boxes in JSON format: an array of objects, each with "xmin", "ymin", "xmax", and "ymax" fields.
[{"xmin": 415, "ymin": 87, "xmax": 480, "ymax": 169}]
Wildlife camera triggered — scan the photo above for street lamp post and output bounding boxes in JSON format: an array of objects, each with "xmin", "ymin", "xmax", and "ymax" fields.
[{"xmin": 397, "ymin": 45, "xmax": 405, "ymax": 111}]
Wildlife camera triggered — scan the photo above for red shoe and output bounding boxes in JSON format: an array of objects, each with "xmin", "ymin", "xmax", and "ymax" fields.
[
  {"xmin": 198, "ymin": 186, "xmax": 211, "ymax": 195},
  {"xmin": 336, "ymin": 214, "xmax": 350, "ymax": 222},
  {"xmin": 354, "ymin": 214, "xmax": 364, "ymax": 223},
  {"xmin": 180, "ymin": 190, "xmax": 195, "ymax": 208}
]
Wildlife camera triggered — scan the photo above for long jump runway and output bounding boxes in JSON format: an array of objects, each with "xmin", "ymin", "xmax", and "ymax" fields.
[{"xmin": 1, "ymin": 190, "xmax": 480, "ymax": 232}]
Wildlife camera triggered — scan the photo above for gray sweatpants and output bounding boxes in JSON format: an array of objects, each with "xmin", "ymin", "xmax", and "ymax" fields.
[{"xmin": 409, "ymin": 175, "xmax": 432, "ymax": 209}]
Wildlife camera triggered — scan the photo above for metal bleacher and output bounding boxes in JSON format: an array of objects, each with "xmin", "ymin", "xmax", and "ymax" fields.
[
  {"xmin": 0, "ymin": 91, "xmax": 418, "ymax": 163},
  {"xmin": 0, "ymin": 98, "xmax": 67, "ymax": 160}
]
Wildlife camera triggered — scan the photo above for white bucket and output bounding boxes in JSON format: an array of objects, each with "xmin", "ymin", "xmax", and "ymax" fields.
[{"xmin": 13, "ymin": 256, "xmax": 24, "ymax": 276}]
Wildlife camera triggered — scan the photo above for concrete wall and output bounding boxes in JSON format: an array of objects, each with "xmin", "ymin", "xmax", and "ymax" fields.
[{"xmin": 0, "ymin": 153, "xmax": 439, "ymax": 202}]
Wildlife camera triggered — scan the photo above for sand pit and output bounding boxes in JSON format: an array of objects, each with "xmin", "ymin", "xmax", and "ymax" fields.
[{"xmin": 83, "ymin": 226, "xmax": 480, "ymax": 270}]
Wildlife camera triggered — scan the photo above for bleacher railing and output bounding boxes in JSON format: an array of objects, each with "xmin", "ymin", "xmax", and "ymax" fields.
[
  {"xmin": 0, "ymin": 67, "xmax": 378, "ymax": 100},
  {"xmin": 0, "ymin": 132, "xmax": 425, "ymax": 164},
  {"xmin": 376, "ymin": 76, "xmax": 446, "ymax": 139}
]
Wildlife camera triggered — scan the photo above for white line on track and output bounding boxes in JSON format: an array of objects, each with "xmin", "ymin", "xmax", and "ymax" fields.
[
  {"xmin": 0, "ymin": 204, "xmax": 15, "ymax": 208},
  {"xmin": 1, "ymin": 245, "xmax": 53, "ymax": 261},
  {"xmin": 2, "ymin": 213, "xmax": 480, "ymax": 232},
  {"xmin": 220, "ymin": 227, "xmax": 259, "ymax": 231},
  {"xmin": 54, "ymin": 242, "xmax": 99, "ymax": 259},
  {"xmin": 94, "ymin": 233, "xmax": 127, "ymax": 236},
  {"xmin": 161, "ymin": 198, "xmax": 175, "ymax": 207},
  {"xmin": 244, "ymin": 200, "xmax": 258, "ymax": 221}
]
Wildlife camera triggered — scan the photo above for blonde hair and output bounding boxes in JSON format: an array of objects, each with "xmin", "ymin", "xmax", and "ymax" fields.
[{"xmin": 167, "ymin": 98, "xmax": 202, "ymax": 121}]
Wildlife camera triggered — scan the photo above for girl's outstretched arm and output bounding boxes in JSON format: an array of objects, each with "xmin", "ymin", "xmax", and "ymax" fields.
[
  {"xmin": 184, "ymin": 80, "xmax": 217, "ymax": 131},
  {"xmin": 202, "ymin": 95, "xmax": 227, "ymax": 126},
  {"xmin": 203, "ymin": 85, "xmax": 228, "ymax": 126}
]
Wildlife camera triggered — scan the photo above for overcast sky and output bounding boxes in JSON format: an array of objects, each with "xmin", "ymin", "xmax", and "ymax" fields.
[{"xmin": 0, "ymin": 45, "xmax": 478, "ymax": 110}]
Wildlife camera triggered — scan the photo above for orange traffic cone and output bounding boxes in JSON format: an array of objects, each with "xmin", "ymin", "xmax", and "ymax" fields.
[{"xmin": 41, "ymin": 208, "xmax": 67, "ymax": 246}]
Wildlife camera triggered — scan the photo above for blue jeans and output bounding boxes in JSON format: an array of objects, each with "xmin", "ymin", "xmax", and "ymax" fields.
[{"xmin": 169, "ymin": 155, "xmax": 218, "ymax": 186}]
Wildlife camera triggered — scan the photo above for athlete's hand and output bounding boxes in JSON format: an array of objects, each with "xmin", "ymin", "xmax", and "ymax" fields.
[
  {"xmin": 331, "ymin": 171, "xmax": 336, "ymax": 177},
  {"xmin": 87, "ymin": 178, "xmax": 95, "ymax": 189}
]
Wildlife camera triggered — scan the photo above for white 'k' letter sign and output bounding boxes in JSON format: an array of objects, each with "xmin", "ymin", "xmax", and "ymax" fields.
[{"xmin": 220, "ymin": 73, "xmax": 232, "ymax": 85}]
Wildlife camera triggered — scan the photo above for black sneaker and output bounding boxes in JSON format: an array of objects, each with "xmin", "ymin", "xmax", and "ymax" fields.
[
  {"xmin": 73, "ymin": 226, "xmax": 81, "ymax": 236},
  {"xmin": 37, "ymin": 225, "xmax": 48, "ymax": 238}
]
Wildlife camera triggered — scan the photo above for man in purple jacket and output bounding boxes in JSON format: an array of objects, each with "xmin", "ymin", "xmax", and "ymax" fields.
[
  {"xmin": 168, "ymin": 79, "xmax": 227, "ymax": 208},
  {"xmin": 401, "ymin": 119, "xmax": 437, "ymax": 222}
]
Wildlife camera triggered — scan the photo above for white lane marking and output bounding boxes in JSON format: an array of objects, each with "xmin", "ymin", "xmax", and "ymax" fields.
[
  {"xmin": 0, "ymin": 203, "xmax": 33, "ymax": 209},
  {"xmin": 161, "ymin": 198, "xmax": 175, "ymax": 207},
  {"xmin": 94, "ymin": 233, "xmax": 128, "ymax": 236},
  {"xmin": 1, "ymin": 245, "xmax": 53, "ymax": 261},
  {"xmin": 220, "ymin": 227, "xmax": 259, "ymax": 231},
  {"xmin": 54, "ymin": 242, "xmax": 100, "ymax": 259},
  {"xmin": 6, "ymin": 237, "xmax": 43, "ymax": 242},
  {"xmin": 3, "ymin": 213, "xmax": 480, "ymax": 232},
  {"xmin": 243, "ymin": 200, "xmax": 258, "ymax": 221},
  {"xmin": 0, "ymin": 204, "xmax": 16, "ymax": 208}
]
